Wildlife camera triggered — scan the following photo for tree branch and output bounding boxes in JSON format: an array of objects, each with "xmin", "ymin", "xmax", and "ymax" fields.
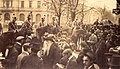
[
  {"xmin": 51, "ymin": 0, "xmax": 59, "ymax": 16},
  {"xmin": 75, "ymin": 7, "xmax": 94, "ymax": 15}
]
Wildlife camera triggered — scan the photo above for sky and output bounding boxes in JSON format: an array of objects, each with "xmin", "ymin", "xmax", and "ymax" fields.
[{"xmin": 85, "ymin": 0, "xmax": 117, "ymax": 11}]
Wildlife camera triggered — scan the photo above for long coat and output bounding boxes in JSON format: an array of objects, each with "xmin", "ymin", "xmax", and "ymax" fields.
[
  {"xmin": 17, "ymin": 51, "xmax": 29, "ymax": 69},
  {"xmin": 20, "ymin": 53, "xmax": 43, "ymax": 69},
  {"xmin": 42, "ymin": 42, "xmax": 61, "ymax": 69},
  {"xmin": 2, "ymin": 47, "xmax": 18, "ymax": 69},
  {"xmin": 95, "ymin": 39, "xmax": 108, "ymax": 69},
  {"xmin": 66, "ymin": 56, "xmax": 78, "ymax": 69}
]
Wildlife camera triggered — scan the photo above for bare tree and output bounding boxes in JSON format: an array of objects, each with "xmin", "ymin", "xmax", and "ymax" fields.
[
  {"xmin": 68, "ymin": 0, "xmax": 79, "ymax": 22},
  {"xmin": 92, "ymin": 7, "xmax": 116, "ymax": 23},
  {"xmin": 50, "ymin": 0, "xmax": 67, "ymax": 26},
  {"xmin": 44, "ymin": 0, "xmax": 67, "ymax": 26}
]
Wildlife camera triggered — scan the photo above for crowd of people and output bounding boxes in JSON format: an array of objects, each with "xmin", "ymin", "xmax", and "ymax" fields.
[{"xmin": 0, "ymin": 12, "xmax": 120, "ymax": 69}]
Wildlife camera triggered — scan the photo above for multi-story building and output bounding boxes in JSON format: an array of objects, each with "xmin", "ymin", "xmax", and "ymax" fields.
[{"xmin": 0, "ymin": 0, "xmax": 54, "ymax": 28}]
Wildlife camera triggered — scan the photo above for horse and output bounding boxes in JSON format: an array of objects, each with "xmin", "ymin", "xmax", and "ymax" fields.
[
  {"xmin": 0, "ymin": 31, "xmax": 18, "ymax": 57},
  {"xmin": 36, "ymin": 24, "xmax": 53, "ymax": 44}
]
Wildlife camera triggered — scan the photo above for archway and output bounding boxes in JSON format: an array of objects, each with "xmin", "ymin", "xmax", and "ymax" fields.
[
  {"xmin": 36, "ymin": 14, "xmax": 41, "ymax": 24},
  {"xmin": 4, "ymin": 13, "xmax": 10, "ymax": 22}
]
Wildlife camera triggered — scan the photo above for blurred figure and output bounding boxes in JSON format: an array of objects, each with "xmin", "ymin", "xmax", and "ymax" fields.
[
  {"xmin": 42, "ymin": 34, "xmax": 61, "ymax": 69},
  {"xmin": 59, "ymin": 49, "xmax": 78, "ymax": 69},
  {"xmin": 20, "ymin": 37, "xmax": 43, "ymax": 69},
  {"xmin": 83, "ymin": 52, "xmax": 100, "ymax": 69},
  {"xmin": 87, "ymin": 29, "xmax": 97, "ymax": 53},
  {"xmin": 0, "ymin": 19, "xmax": 3, "ymax": 35},
  {"xmin": 77, "ymin": 48, "xmax": 89, "ymax": 69},
  {"xmin": 17, "ymin": 43, "xmax": 31, "ymax": 69},
  {"xmin": 8, "ymin": 15, "xmax": 18, "ymax": 32},
  {"xmin": 20, "ymin": 14, "xmax": 33, "ymax": 37},
  {"xmin": 2, "ymin": 45, "xmax": 18, "ymax": 69}
]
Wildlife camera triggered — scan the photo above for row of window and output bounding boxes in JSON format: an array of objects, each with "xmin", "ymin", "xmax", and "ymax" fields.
[
  {"xmin": 21, "ymin": 1, "xmax": 41, "ymax": 8},
  {"xmin": 4, "ymin": 13, "xmax": 41, "ymax": 22}
]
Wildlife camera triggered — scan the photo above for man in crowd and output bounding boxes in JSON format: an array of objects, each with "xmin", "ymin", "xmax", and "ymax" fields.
[
  {"xmin": 0, "ymin": 15, "xmax": 3, "ymax": 35},
  {"xmin": 83, "ymin": 52, "xmax": 100, "ymax": 69},
  {"xmin": 20, "ymin": 14, "xmax": 33, "ymax": 37},
  {"xmin": 42, "ymin": 34, "xmax": 61, "ymax": 69},
  {"xmin": 1, "ymin": 44, "xmax": 18, "ymax": 69},
  {"xmin": 87, "ymin": 29, "xmax": 97, "ymax": 53},
  {"xmin": 20, "ymin": 37, "xmax": 43, "ymax": 69},
  {"xmin": 59, "ymin": 49, "xmax": 78, "ymax": 69},
  {"xmin": 8, "ymin": 15, "xmax": 18, "ymax": 32},
  {"xmin": 17, "ymin": 43, "xmax": 31, "ymax": 69}
]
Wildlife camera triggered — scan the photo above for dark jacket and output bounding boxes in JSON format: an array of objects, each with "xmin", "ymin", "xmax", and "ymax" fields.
[
  {"xmin": 2, "ymin": 47, "xmax": 18, "ymax": 69},
  {"xmin": 66, "ymin": 56, "xmax": 78, "ymax": 69},
  {"xmin": 95, "ymin": 39, "xmax": 108, "ymax": 69},
  {"xmin": 20, "ymin": 53, "xmax": 43, "ymax": 69},
  {"xmin": 20, "ymin": 20, "xmax": 32, "ymax": 36},
  {"xmin": 42, "ymin": 43, "xmax": 61, "ymax": 69},
  {"xmin": 8, "ymin": 21, "xmax": 18, "ymax": 32}
]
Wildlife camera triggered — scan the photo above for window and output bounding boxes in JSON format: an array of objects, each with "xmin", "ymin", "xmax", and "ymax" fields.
[
  {"xmin": 29, "ymin": 1, "xmax": 32, "ymax": 8},
  {"xmin": 21, "ymin": 1, "xmax": 24, "ymax": 8},
  {"xmin": 37, "ymin": 1, "xmax": 41, "ymax": 8}
]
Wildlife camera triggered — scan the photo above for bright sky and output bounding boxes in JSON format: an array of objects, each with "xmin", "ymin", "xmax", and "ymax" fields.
[{"xmin": 85, "ymin": 0, "xmax": 117, "ymax": 11}]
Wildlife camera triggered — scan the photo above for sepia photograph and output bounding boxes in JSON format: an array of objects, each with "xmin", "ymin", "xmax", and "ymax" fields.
[{"xmin": 0, "ymin": 0, "xmax": 120, "ymax": 69}]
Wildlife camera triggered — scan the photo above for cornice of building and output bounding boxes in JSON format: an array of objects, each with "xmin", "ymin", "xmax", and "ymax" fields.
[{"xmin": 0, "ymin": 7, "xmax": 54, "ymax": 13}]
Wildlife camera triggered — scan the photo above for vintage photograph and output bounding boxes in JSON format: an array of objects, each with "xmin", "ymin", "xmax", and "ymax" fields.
[{"xmin": 0, "ymin": 0, "xmax": 119, "ymax": 69}]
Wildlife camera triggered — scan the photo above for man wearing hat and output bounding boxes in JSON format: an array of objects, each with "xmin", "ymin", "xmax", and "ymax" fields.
[
  {"xmin": 42, "ymin": 34, "xmax": 61, "ymax": 69},
  {"xmin": 20, "ymin": 13, "xmax": 33, "ymax": 37},
  {"xmin": 83, "ymin": 52, "xmax": 100, "ymax": 69},
  {"xmin": 8, "ymin": 14, "xmax": 18, "ymax": 32},
  {"xmin": 20, "ymin": 37, "xmax": 43, "ymax": 69},
  {"xmin": 59, "ymin": 49, "xmax": 78, "ymax": 69},
  {"xmin": 1, "ymin": 44, "xmax": 18, "ymax": 69},
  {"xmin": 17, "ymin": 43, "xmax": 31, "ymax": 69}
]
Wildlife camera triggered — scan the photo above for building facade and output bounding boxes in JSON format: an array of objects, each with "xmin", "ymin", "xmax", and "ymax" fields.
[{"xmin": 0, "ymin": 0, "xmax": 54, "ymax": 28}]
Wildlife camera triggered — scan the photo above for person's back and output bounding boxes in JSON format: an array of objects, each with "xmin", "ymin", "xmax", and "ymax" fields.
[
  {"xmin": 20, "ymin": 37, "xmax": 43, "ymax": 69},
  {"xmin": 8, "ymin": 17, "xmax": 18, "ymax": 32},
  {"xmin": 20, "ymin": 53, "xmax": 43, "ymax": 69},
  {"xmin": 17, "ymin": 43, "xmax": 31, "ymax": 69}
]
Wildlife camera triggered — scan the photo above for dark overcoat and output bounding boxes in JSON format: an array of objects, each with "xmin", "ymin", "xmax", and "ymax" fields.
[
  {"xmin": 42, "ymin": 43, "xmax": 61, "ymax": 69},
  {"xmin": 2, "ymin": 47, "xmax": 18, "ymax": 69},
  {"xmin": 20, "ymin": 53, "xmax": 43, "ymax": 69}
]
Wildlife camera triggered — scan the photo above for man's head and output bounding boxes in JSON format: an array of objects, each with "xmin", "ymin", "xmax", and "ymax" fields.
[
  {"xmin": 23, "ymin": 43, "xmax": 31, "ymax": 53},
  {"xmin": 27, "ymin": 15, "xmax": 32, "ymax": 20},
  {"xmin": 30, "ymin": 37, "xmax": 42, "ymax": 53},
  {"xmin": 13, "ymin": 17, "xmax": 17, "ymax": 22},
  {"xmin": 62, "ymin": 49, "xmax": 72, "ymax": 58},
  {"xmin": 83, "ymin": 52, "xmax": 94, "ymax": 66}
]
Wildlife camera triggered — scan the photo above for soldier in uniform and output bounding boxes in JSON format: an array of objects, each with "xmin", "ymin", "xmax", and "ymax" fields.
[
  {"xmin": 8, "ymin": 16, "xmax": 18, "ymax": 32},
  {"xmin": 20, "ymin": 14, "xmax": 33, "ymax": 37}
]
